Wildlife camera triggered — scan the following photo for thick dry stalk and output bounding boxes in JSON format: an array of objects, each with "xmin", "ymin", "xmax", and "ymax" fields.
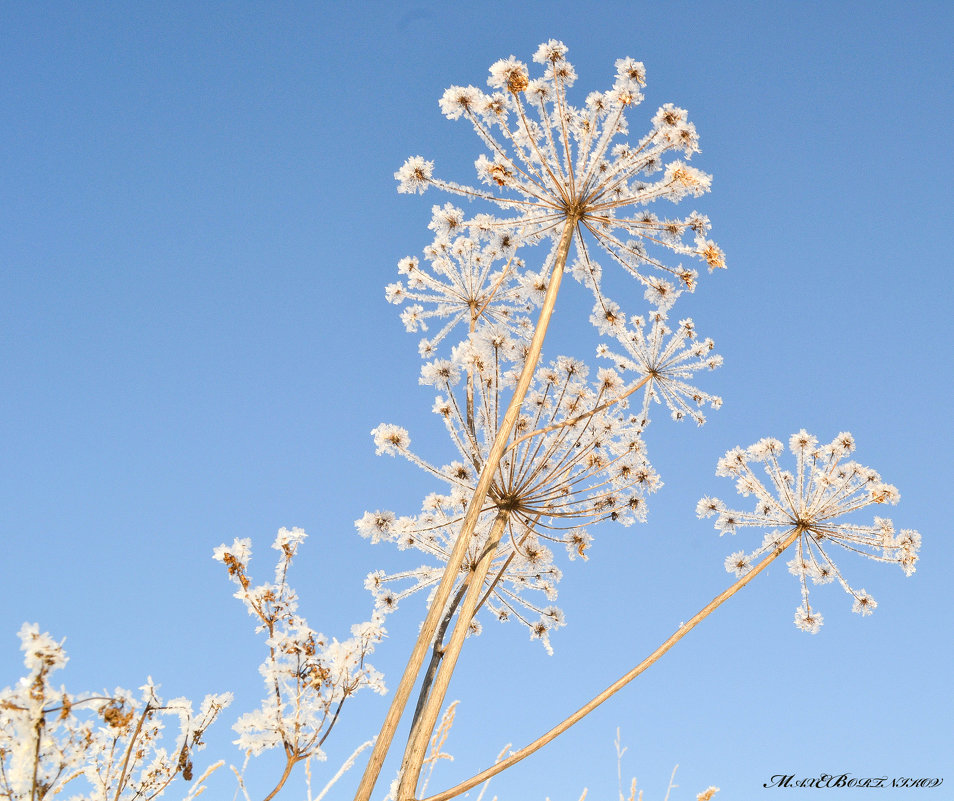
[
  {"xmin": 412, "ymin": 582, "xmax": 471, "ymax": 729},
  {"xmin": 420, "ymin": 526, "xmax": 803, "ymax": 801},
  {"xmin": 398, "ymin": 511, "xmax": 511, "ymax": 800},
  {"xmin": 352, "ymin": 217, "xmax": 578, "ymax": 801}
]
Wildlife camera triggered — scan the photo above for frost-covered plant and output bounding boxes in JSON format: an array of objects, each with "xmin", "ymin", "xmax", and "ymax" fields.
[
  {"xmin": 0, "ymin": 624, "xmax": 229, "ymax": 801},
  {"xmin": 363, "ymin": 349, "xmax": 659, "ymax": 655},
  {"xmin": 362, "ymin": 43, "xmax": 728, "ymax": 801},
  {"xmin": 386, "ymin": 214, "xmax": 531, "ymax": 358},
  {"xmin": 596, "ymin": 310, "xmax": 722, "ymax": 426},
  {"xmin": 3, "ymin": 37, "xmax": 923, "ymax": 801},
  {"xmin": 698, "ymin": 430, "xmax": 920, "ymax": 632},
  {"xmin": 353, "ymin": 41, "xmax": 922, "ymax": 801},
  {"xmin": 360, "ymin": 40, "xmax": 728, "ymax": 801},
  {"xmin": 214, "ymin": 528, "xmax": 386, "ymax": 800},
  {"xmin": 417, "ymin": 432, "xmax": 920, "ymax": 801}
]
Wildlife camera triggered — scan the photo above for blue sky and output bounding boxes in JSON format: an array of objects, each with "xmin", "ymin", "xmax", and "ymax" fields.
[{"xmin": 2, "ymin": 2, "xmax": 952, "ymax": 799}]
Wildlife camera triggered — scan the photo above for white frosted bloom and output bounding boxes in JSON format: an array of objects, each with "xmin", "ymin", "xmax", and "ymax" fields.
[
  {"xmin": 564, "ymin": 528, "xmax": 593, "ymax": 561},
  {"xmin": 851, "ymin": 590, "xmax": 877, "ymax": 616},
  {"xmin": 794, "ymin": 604, "xmax": 823, "ymax": 634},
  {"xmin": 599, "ymin": 311, "xmax": 722, "ymax": 426},
  {"xmin": 212, "ymin": 536, "xmax": 252, "ymax": 566},
  {"xmin": 695, "ymin": 495, "xmax": 725, "ymax": 519},
  {"xmin": 395, "ymin": 155, "xmax": 434, "ymax": 194},
  {"xmin": 361, "ymin": 348, "xmax": 660, "ymax": 650},
  {"xmin": 589, "ymin": 299, "xmax": 627, "ymax": 335},
  {"xmin": 17, "ymin": 622, "xmax": 68, "ymax": 673},
  {"xmin": 272, "ymin": 526, "xmax": 307, "ymax": 552},
  {"xmin": 702, "ymin": 431, "xmax": 921, "ymax": 632},
  {"xmin": 724, "ymin": 550, "xmax": 751, "ymax": 577},
  {"xmin": 487, "ymin": 56, "xmax": 529, "ymax": 92},
  {"xmin": 387, "ymin": 216, "xmax": 530, "ymax": 355},
  {"xmin": 355, "ymin": 510, "xmax": 397, "ymax": 544},
  {"xmin": 398, "ymin": 42, "xmax": 722, "ymax": 304},
  {"xmin": 419, "ymin": 359, "xmax": 462, "ymax": 388},
  {"xmin": 372, "ymin": 423, "xmax": 411, "ymax": 456}
]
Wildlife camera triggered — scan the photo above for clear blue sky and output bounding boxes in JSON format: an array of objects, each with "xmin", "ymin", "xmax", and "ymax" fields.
[{"xmin": 2, "ymin": 2, "xmax": 952, "ymax": 799}]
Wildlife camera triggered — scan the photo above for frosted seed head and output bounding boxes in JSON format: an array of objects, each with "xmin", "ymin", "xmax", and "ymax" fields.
[
  {"xmin": 794, "ymin": 604, "xmax": 823, "ymax": 634},
  {"xmin": 395, "ymin": 156, "xmax": 434, "ymax": 194}
]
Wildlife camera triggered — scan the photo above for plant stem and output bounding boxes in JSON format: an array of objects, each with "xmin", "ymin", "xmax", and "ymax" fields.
[
  {"xmin": 113, "ymin": 704, "xmax": 151, "ymax": 801},
  {"xmin": 30, "ymin": 715, "xmax": 42, "ymax": 801},
  {"xmin": 397, "ymin": 511, "xmax": 511, "ymax": 800},
  {"xmin": 352, "ymin": 217, "xmax": 578, "ymax": 801},
  {"xmin": 411, "ymin": 581, "xmax": 471, "ymax": 731},
  {"xmin": 262, "ymin": 754, "xmax": 297, "ymax": 801},
  {"xmin": 420, "ymin": 526, "xmax": 802, "ymax": 801}
]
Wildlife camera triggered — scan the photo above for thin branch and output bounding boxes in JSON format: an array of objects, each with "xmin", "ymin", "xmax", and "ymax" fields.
[
  {"xmin": 505, "ymin": 376, "xmax": 650, "ymax": 454},
  {"xmin": 421, "ymin": 526, "xmax": 802, "ymax": 801},
  {"xmin": 411, "ymin": 581, "xmax": 471, "ymax": 732}
]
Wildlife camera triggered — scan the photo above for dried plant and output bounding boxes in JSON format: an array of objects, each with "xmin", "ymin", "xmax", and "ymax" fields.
[
  {"xmin": 0, "ymin": 624, "xmax": 229, "ymax": 801},
  {"xmin": 213, "ymin": 528, "xmax": 386, "ymax": 800},
  {"xmin": 361, "ymin": 42, "xmax": 726, "ymax": 801},
  {"xmin": 4, "ymin": 36, "xmax": 923, "ymax": 801},
  {"xmin": 351, "ymin": 42, "xmax": 922, "ymax": 801},
  {"xmin": 698, "ymin": 430, "xmax": 920, "ymax": 632}
]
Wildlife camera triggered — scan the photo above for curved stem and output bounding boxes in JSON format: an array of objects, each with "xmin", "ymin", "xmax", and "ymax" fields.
[
  {"xmin": 421, "ymin": 526, "xmax": 802, "ymax": 801},
  {"xmin": 353, "ymin": 217, "xmax": 577, "ymax": 801},
  {"xmin": 113, "ymin": 704, "xmax": 152, "ymax": 801},
  {"xmin": 262, "ymin": 754, "xmax": 297, "ymax": 801}
]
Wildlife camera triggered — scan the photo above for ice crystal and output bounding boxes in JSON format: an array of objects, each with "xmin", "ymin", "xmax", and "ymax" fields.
[
  {"xmin": 214, "ymin": 529, "xmax": 386, "ymax": 759},
  {"xmin": 0, "ymin": 625, "xmax": 229, "ymax": 800}
]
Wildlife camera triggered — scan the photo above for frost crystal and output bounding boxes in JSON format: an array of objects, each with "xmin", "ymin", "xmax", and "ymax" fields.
[
  {"xmin": 598, "ymin": 310, "xmax": 722, "ymax": 426},
  {"xmin": 0, "ymin": 625, "xmax": 229, "ymax": 800}
]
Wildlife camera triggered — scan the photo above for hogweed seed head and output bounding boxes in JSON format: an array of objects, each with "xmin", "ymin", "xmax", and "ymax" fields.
[
  {"xmin": 699, "ymin": 430, "xmax": 920, "ymax": 632},
  {"xmin": 597, "ymin": 310, "xmax": 722, "ymax": 427},
  {"xmin": 395, "ymin": 42, "xmax": 722, "ymax": 304}
]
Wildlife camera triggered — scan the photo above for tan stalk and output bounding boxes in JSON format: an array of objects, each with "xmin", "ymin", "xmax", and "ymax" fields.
[
  {"xmin": 420, "ymin": 526, "xmax": 803, "ymax": 801},
  {"xmin": 262, "ymin": 753, "xmax": 298, "ymax": 801},
  {"xmin": 353, "ymin": 216, "xmax": 578, "ymax": 801},
  {"xmin": 397, "ymin": 510, "xmax": 512, "ymax": 800}
]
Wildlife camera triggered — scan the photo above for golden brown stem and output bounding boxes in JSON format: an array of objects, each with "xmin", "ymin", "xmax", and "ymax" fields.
[
  {"xmin": 397, "ymin": 511, "xmax": 511, "ymax": 800},
  {"xmin": 112, "ymin": 704, "xmax": 152, "ymax": 801},
  {"xmin": 420, "ymin": 527, "xmax": 802, "ymax": 801},
  {"xmin": 262, "ymin": 753, "xmax": 298, "ymax": 801},
  {"xmin": 352, "ymin": 217, "xmax": 578, "ymax": 801}
]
